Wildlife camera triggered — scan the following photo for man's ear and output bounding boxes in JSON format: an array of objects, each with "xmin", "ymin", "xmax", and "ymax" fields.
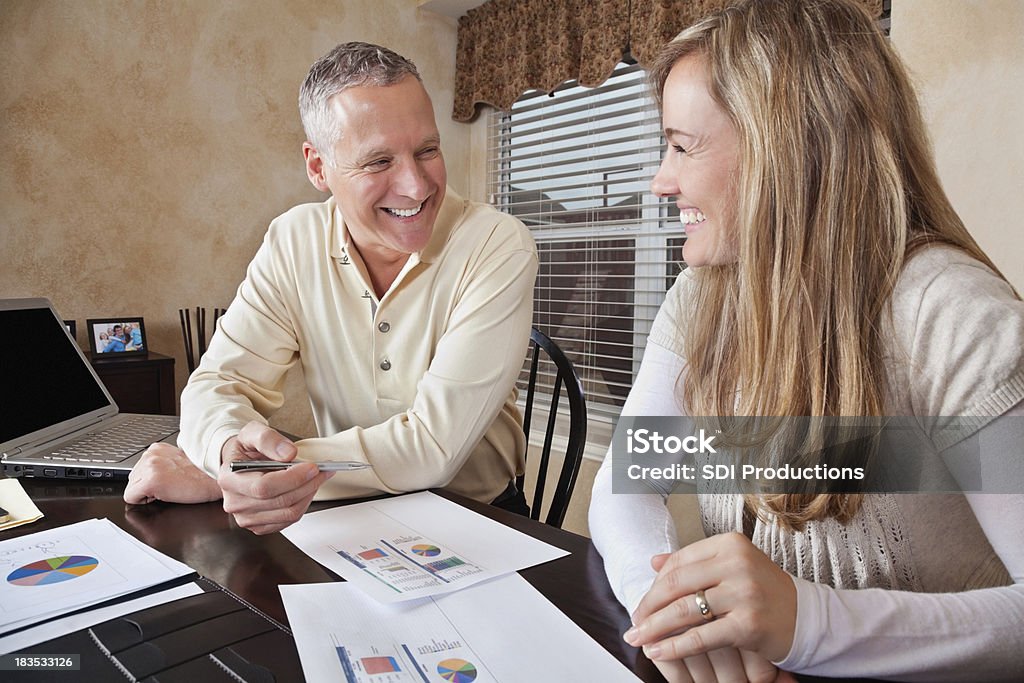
[{"xmin": 303, "ymin": 142, "xmax": 331, "ymax": 193}]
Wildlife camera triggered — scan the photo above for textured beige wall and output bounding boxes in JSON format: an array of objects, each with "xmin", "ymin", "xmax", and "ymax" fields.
[
  {"xmin": 891, "ymin": 0, "xmax": 1024, "ymax": 290},
  {"xmin": 1, "ymin": 0, "xmax": 466, "ymax": 436}
]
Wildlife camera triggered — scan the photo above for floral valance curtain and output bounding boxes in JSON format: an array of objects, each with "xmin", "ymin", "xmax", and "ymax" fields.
[{"xmin": 452, "ymin": 0, "xmax": 883, "ymax": 122}]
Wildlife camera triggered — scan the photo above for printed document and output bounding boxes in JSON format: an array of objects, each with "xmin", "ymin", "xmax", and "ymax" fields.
[
  {"xmin": 0, "ymin": 518, "xmax": 193, "ymax": 637},
  {"xmin": 281, "ymin": 491, "xmax": 568, "ymax": 602},
  {"xmin": 0, "ymin": 583, "xmax": 202, "ymax": 654},
  {"xmin": 281, "ymin": 574, "xmax": 642, "ymax": 683}
]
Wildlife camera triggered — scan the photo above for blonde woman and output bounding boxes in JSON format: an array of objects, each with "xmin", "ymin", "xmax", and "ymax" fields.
[{"xmin": 589, "ymin": 0, "xmax": 1024, "ymax": 680}]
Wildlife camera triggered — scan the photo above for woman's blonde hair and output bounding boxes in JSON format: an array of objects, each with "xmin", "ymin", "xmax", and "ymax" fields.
[{"xmin": 649, "ymin": 0, "xmax": 1009, "ymax": 528}]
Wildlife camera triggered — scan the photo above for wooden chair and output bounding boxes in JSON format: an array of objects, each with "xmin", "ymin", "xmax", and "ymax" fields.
[
  {"xmin": 178, "ymin": 307, "xmax": 227, "ymax": 373},
  {"xmin": 519, "ymin": 327, "xmax": 588, "ymax": 527}
]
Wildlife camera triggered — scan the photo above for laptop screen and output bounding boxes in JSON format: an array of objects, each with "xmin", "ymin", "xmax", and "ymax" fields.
[{"xmin": 1, "ymin": 305, "xmax": 112, "ymax": 444}]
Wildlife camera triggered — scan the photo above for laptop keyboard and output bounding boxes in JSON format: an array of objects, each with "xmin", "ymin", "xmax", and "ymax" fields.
[{"xmin": 44, "ymin": 415, "xmax": 180, "ymax": 463}]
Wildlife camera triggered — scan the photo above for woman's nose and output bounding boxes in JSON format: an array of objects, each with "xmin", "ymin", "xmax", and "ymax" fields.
[{"xmin": 650, "ymin": 155, "xmax": 678, "ymax": 198}]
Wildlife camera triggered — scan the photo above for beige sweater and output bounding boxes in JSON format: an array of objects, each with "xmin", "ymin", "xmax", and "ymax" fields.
[{"xmin": 180, "ymin": 189, "xmax": 537, "ymax": 503}]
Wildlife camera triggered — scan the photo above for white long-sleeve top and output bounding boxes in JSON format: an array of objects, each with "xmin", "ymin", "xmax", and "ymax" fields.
[{"xmin": 590, "ymin": 246, "xmax": 1024, "ymax": 681}]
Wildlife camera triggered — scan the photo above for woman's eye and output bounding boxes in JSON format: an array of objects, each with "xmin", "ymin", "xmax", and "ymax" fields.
[{"xmin": 672, "ymin": 144, "xmax": 687, "ymax": 155}]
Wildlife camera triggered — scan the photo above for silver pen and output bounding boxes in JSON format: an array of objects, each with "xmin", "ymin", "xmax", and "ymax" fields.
[{"xmin": 230, "ymin": 460, "xmax": 371, "ymax": 473}]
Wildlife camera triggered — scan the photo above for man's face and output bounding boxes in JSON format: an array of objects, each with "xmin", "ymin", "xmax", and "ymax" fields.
[{"xmin": 305, "ymin": 76, "xmax": 447, "ymax": 262}]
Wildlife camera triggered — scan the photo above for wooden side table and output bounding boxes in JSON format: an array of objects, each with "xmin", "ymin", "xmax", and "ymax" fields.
[{"xmin": 90, "ymin": 351, "xmax": 176, "ymax": 415}]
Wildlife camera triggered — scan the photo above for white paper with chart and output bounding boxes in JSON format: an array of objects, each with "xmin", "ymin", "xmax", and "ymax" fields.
[
  {"xmin": 0, "ymin": 517, "xmax": 193, "ymax": 636},
  {"xmin": 280, "ymin": 491, "xmax": 568, "ymax": 602},
  {"xmin": 280, "ymin": 573, "xmax": 642, "ymax": 683},
  {"xmin": 0, "ymin": 583, "xmax": 203, "ymax": 655}
]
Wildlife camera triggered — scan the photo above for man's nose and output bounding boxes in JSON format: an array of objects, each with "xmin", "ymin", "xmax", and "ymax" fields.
[{"xmin": 393, "ymin": 159, "xmax": 430, "ymax": 199}]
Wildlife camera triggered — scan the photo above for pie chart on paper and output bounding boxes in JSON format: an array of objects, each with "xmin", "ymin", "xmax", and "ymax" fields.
[
  {"xmin": 411, "ymin": 544, "xmax": 441, "ymax": 557},
  {"xmin": 436, "ymin": 658, "xmax": 478, "ymax": 682},
  {"xmin": 7, "ymin": 555, "xmax": 100, "ymax": 586}
]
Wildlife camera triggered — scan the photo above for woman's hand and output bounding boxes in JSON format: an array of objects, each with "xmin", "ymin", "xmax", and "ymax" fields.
[
  {"xmin": 652, "ymin": 647, "xmax": 786, "ymax": 683},
  {"xmin": 625, "ymin": 532, "xmax": 797, "ymax": 664}
]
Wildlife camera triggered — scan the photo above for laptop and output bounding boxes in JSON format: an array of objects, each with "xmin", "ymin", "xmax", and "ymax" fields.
[{"xmin": 1, "ymin": 298, "xmax": 179, "ymax": 481}]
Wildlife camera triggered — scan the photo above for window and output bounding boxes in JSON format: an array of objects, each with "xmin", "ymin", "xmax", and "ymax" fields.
[{"xmin": 488, "ymin": 63, "xmax": 680, "ymax": 451}]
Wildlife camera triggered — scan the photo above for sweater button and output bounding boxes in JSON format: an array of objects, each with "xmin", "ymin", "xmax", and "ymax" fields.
[
  {"xmin": 379, "ymin": 358, "xmax": 391, "ymax": 371},
  {"xmin": 378, "ymin": 321, "xmax": 391, "ymax": 333}
]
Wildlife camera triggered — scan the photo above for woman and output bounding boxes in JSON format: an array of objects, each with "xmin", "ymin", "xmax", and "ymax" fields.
[{"xmin": 589, "ymin": 0, "xmax": 1024, "ymax": 681}]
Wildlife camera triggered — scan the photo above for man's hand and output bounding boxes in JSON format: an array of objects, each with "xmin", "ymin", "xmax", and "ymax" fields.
[
  {"xmin": 124, "ymin": 442, "xmax": 223, "ymax": 505},
  {"xmin": 217, "ymin": 421, "xmax": 333, "ymax": 535}
]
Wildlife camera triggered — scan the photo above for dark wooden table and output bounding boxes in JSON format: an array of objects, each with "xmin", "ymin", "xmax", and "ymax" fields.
[
  {"xmin": 5, "ymin": 479, "xmax": 879, "ymax": 683},
  {"xmin": 5, "ymin": 478, "xmax": 664, "ymax": 682}
]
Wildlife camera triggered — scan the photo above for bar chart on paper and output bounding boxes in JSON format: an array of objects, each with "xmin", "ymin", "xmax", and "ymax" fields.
[
  {"xmin": 327, "ymin": 630, "xmax": 487, "ymax": 683},
  {"xmin": 335, "ymin": 534, "xmax": 486, "ymax": 596},
  {"xmin": 281, "ymin": 492, "xmax": 568, "ymax": 603},
  {"xmin": 281, "ymin": 576, "xmax": 644, "ymax": 683}
]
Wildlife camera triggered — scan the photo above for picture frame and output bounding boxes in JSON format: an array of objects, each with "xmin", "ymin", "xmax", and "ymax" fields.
[
  {"xmin": 86, "ymin": 317, "xmax": 148, "ymax": 358},
  {"xmin": 63, "ymin": 319, "xmax": 77, "ymax": 339}
]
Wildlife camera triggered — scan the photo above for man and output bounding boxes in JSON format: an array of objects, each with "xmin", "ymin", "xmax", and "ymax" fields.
[
  {"xmin": 103, "ymin": 324, "xmax": 126, "ymax": 353},
  {"xmin": 125, "ymin": 43, "xmax": 538, "ymax": 534}
]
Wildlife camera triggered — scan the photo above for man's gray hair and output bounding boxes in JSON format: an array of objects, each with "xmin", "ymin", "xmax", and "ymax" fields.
[{"xmin": 299, "ymin": 42, "xmax": 421, "ymax": 164}]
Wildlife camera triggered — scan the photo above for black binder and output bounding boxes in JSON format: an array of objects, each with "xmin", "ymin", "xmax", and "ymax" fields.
[{"xmin": 8, "ymin": 578, "xmax": 305, "ymax": 682}]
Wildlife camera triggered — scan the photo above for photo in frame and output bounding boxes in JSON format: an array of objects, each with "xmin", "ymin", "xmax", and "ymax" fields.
[
  {"xmin": 87, "ymin": 317, "xmax": 147, "ymax": 357},
  {"xmin": 63, "ymin": 319, "xmax": 77, "ymax": 339}
]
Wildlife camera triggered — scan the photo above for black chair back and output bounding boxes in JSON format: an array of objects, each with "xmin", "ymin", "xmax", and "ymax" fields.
[
  {"xmin": 518, "ymin": 327, "xmax": 587, "ymax": 527},
  {"xmin": 179, "ymin": 307, "xmax": 227, "ymax": 373}
]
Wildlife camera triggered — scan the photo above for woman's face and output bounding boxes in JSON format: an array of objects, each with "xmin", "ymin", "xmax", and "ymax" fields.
[{"xmin": 651, "ymin": 55, "xmax": 741, "ymax": 267}]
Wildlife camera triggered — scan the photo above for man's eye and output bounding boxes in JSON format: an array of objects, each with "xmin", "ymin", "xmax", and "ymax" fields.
[
  {"xmin": 418, "ymin": 147, "xmax": 440, "ymax": 158},
  {"xmin": 367, "ymin": 159, "xmax": 390, "ymax": 169}
]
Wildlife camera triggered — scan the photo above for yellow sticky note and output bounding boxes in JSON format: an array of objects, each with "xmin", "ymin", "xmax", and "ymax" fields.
[{"xmin": 0, "ymin": 478, "xmax": 44, "ymax": 531}]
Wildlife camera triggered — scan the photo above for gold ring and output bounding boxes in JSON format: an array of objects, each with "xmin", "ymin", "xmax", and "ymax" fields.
[{"xmin": 694, "ymin": 589, "xmax": 714, "ymax": 620}]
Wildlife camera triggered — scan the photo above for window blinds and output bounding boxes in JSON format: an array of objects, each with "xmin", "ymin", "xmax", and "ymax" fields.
[{"xmin": 488, "ymin": 63, "xmax": 683, "ymax": 423}]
